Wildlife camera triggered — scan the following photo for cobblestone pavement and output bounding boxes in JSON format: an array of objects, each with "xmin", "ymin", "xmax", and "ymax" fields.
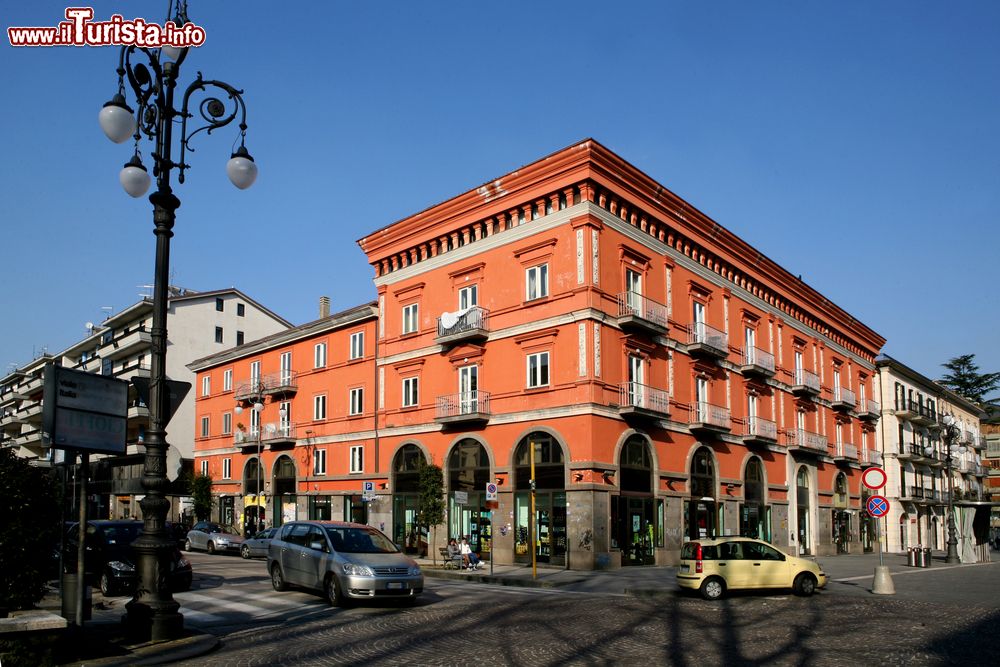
[{"xmin": 172, "ymin": 587, "xmax": 998, "ymax": 666}]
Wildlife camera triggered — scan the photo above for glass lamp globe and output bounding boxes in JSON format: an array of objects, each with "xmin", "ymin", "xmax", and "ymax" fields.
[
  {"xmin": 119, "ymin": 156, "xmax": 151, "ymax": 198},
  {"xmin": 226, "ymin": 146, "xmax": 258, "ymax": 189},
  {"xmin": 253, "ymin": 402, "xmax": 264, "ymax": 413},
  {"xmin": 99, "ymin": 94, "xmax": 137, "ymax": 144},
  {"xmin": 161, "ymin": 44, "xmax": 186, "ymax": 62},
  {"xmin": 234, "ymin": 405, "xmax": 243, "ymax": 415}
]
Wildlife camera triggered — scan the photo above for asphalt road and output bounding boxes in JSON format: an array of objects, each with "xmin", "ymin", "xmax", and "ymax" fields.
[{"xmin": 131, "ymin": 552, "xmax": 998, "ymax": 666}]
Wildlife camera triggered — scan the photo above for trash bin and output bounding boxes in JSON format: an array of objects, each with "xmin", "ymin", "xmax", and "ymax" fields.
[
  {"xmin": 915, "ymin": 546, "xmax": 926, "ymax": 568},
  {"xmin": 922, "ymin": 547, "xmax": 932, "ymax": 568},
  {"xmin": 60, "ymin": 573, "xmax": 92, "ymax": 622},
  {"xmin": 906, "ymin": 547, "xmax": 917, "ymax": 567}
]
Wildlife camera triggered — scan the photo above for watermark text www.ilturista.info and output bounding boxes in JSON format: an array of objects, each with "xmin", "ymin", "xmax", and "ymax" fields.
[{"xmin": 8, "ymin": 7, "xmax": 205, "ymax": 48}]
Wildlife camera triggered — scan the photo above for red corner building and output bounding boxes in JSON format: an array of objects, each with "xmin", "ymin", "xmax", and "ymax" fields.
[{"xmin": 190, "ymin": 139, "xmax": 885, "ymax": 568}]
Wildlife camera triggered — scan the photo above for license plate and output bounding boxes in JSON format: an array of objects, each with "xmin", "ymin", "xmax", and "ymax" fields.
[
  {"xmin": 387, "ymin": 582, "xmax": 405, "ymax": 590},
  {"xmin": 680, "ymin": 564, "xmax": 690, "ymax": 572}
]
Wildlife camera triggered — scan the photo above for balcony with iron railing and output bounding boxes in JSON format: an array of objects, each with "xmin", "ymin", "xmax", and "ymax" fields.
[
  {"xmin": 859, "ymin": 448, "xmax": 881, "ymax": 468},
  {"xmin": 687, "ymin": 322, "xmax": 728, "ymax": 359},
  {"xmin": 834, "ymin": 441, "xmax": 859, "ymax": 462},
  {"xmin": 616, "ymin": 293, "xmax": 668, "ymax": 337},
  {"xmin": 791, "ymin": 369, "xmax": 820, "ymax": 397},
  {"xmin": 100, "ymin": 325, "xmax": 151, "ymax": 360},
  {"xmin": 234, "ymin": 371, "xmax": 299, "ymax": 401},
  {"xmin": 894, "ymin": 399, "xmax": 918, "ymax": 420},
  {"xmin": 617, "ymin": 382, "xmax": 670, "ymax": 420},
  {"xmin": 912, "ymin": 402, "xmax": 937, "ymax": 427},
  {"xmin": 785, "ymin": 428, "xmax": 828, "ymax": 454},
  {"xmin": 688, "ymin": 402, "xmax": 731, "ymax": 435},
  {"xmin": 831, "ymin": 387, "xmax": 856, "ymax": 411},
  {"xmin": 740, "ymin": 346, "xmax": 775, "ymax": 378},
  {"xmin": 742, "ymin": 416, "xmax": 778, "ymax": 446},
  {"xmin": 856, "ymin": 399, "xmax": 880, "ymax": 421},
  {"xmin": 436, "ymin": 306, "xmax": 490, "ymax": 345},
  {"xmin": 435, "ymin": 391, "xmax": 491, "ymax": 425}
]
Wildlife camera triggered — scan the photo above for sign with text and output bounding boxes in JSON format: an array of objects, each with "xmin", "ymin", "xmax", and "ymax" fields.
[
  {"xmin": 454, "ymin": 490, "xmax": 469, "ymax": 506},
  {"xmin": 42, "ymin": 364, "xmax": 128, "ymax": 454}
]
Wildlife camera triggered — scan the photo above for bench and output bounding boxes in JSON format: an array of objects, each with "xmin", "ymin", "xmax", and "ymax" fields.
[{"xmin": 439, "ymin": 547, "xmax": 464, "ymax": 569}]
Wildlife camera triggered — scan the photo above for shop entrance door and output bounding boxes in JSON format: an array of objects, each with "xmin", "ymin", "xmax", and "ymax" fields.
[
  {"xmin": 450, "ymin": 493, "xmax": 490, "ymax": 561},
  {"xmin": 514, "ymin": 491, "xmax": 566, "ymax": 566},
  {"xmin": 833, "ymin": 510, "xmax": 851, "ymax": 554},
  {"xmin": 686, "ymin": 499, "xmax": 717, "ymax": 541},
  {"xmin": 393, "ymin": 494, "xmax": 424, "ymax": 556},
  {"xmin": 615, "ymin": 496, "xmax": 655, "ymax": 566}
]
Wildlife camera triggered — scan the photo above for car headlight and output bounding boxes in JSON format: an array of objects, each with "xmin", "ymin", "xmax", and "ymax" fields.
[
  {"xmin": 342, "ymin": 563, "xmax": 375, "ymax": 577},
  {"xmin": 215, "ymin": 538, "xmax": 229, "ymax": 545},
  {"xmin": 175, "ymin": 557, "xmax": 190, "ymax": 570},
  {"xmin": 108, "ymin": 560, "xmax": 135, "ymax": 573},
  {"xmin": 407, "ymin": 565, "xmax": 421, "ymax": 576}
]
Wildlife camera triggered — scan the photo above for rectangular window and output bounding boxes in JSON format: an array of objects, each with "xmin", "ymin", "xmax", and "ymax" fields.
[
  {"xmin": 216, "ymin": 297, "xmax": 224, "ymax": 312},
  {"xmin": 200, "ymin": 416, "xmax": 210, "ymax": 437},
  {"xmin": 222, "ymin": 457, "xmax": 231, "ymax": 480},
  {"xmin": 201, "ymin": 375, "xmax": 211, "ymax": 397},
  {"xmin": 527, "ymin": 351, "xmax": 550, "ymax": 388},
  {"xmin": 102, "ymin": 358, "xmax": 113, "ymax": 376},
  {"xmin": 625, "ymin": 269, "xmax": 641, "ymax": 311},
  {"xmin": 223, "ymin": 369, "xmax": 233, "ymax": 392},
  {"xmin": 402, "ymin": 303, "xmax": 419, "ymax": 334},
  {"xmin": 237, "ymin": 303, "xmax": 245, "ymax": 317},
  {"xmin": 350, "ymin": 445, "xmax": 364, "ymax": 473},
  {"xmin": 215, "ymin": 326, "xmax": 224, "ymax": 344},
  {"xmin": 279, "ymin": 352, "xmax": 292, "ymax": 385},
  {"xmin": 459, "ymin": 285, "xmax": 478, "ymax": 310},
  {"xmin": 350, "ymin": 332, "xmax": 364, "ymax": 360},
  {"xmin": 200, "ymin": 460, "xmax": 208, "ymax": 477},
  {"xmin": 222, "ymin": 412, "xmax": 232, "ymax": 435},
  {"xmin": 313, "ymin": 394, "xmax": 327, "ymax": 420},
  {"xmin": 314, "ymin": 342, "xmax": 327, "ymax": 368},
  {"xmin": 349, "ymin": 388, "xmax": 364, "ymax": 415},
  {"xmin": 313, "ymin": 449, "xmax": 327, "ymax": 476},
  {"xmin": 402, "ymin": 377, "xmax": 419, "ymax": 407},
  {"xmin": 236, "ymin": 331, "xmax": 245, "ymax": 346},
  {"xmin": 526, "ymin": 264, "xmax": 549, "ymax": 300}
]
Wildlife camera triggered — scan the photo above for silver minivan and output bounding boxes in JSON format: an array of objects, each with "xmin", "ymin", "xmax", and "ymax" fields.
[{"xmin": 267, "ymin": 520, "xmax": 423, "ymax": 605}]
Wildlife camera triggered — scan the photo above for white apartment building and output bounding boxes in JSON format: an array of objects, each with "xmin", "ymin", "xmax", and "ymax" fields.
[
  {"xmin": 873, "ymin": 355, "xmax": 986, "ymax": 554},
  {"xmin": 0, "ymin": 287, "xmax": 290, "ymax": 520}
]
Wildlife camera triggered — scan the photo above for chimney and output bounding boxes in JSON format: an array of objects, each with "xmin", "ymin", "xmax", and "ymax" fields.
[{"xmin": 319, "ymin": 296, "xmax": 331, "ymax": 319}]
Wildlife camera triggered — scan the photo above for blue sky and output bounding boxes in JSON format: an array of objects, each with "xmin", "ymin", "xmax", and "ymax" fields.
[{"xmin": 2, "ymin": 1, "xmax": 998, "ymax": 386}]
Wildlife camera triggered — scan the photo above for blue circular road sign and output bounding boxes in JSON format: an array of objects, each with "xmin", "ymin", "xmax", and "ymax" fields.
[{"xmin": 866, "ymin": 495, "xmax": 890, "ymax": 518}]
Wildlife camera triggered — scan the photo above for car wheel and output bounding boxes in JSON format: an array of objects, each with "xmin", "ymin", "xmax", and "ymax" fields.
[
  {"xmin": 207, "ymin": 541, "xmax": 216, "ymax": 555},
  {"xmin": 700, "ymin": 576, "xmax": 725, "ymax": 601},
  {"xmin": 270, "ymin": 564, "xmax": 288, "ymax": 592},
  {"xmin": 241, "ymin": 544, "xmax": 251, "ymax": 559},
  {"xmin": 184, "ymin": 539, "xmax": 192, "ymax": 552},
  {"xmin": 325, "ymin": 574, "xmax": 344, "ymax": 607},
  {"xmin": 100, "ymin": 572, "xmax": 116, "ymax": 597},
  {"xmin": 793, "ymin": 573, "xmax": 817, "ymax": 597}
]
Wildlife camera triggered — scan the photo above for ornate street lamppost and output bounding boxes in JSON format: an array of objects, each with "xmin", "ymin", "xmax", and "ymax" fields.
[
  {"xmin": 98, "ymin": 2, "xmax": 256, "ymax": 641},
  {"xmin": 940, "ymin": 414, "xmax": 966, "ymax": 564}
]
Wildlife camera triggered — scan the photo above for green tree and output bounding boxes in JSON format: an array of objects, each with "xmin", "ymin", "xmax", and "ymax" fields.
[
  {"xmin": 939, "ymin": 354, "xmax": 1000, "ymax": 405},
  {"xmin": 0, "ymin": 448, "xmax": 61, "ymax": 610},
  {"xmin": 190, "ymin": 473, "xmax": 214, "ymax": 521},
  {"xmin": 415, "ymin": 462, "xmax": 445, "ymax": 565}
]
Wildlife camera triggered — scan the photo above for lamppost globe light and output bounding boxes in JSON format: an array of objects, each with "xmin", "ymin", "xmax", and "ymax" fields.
[
  {"xmin": 99, "ymin": 94, "xmax": 137, "ymax": 143},
  {"xmin": 226, "ymin": 145, "xmax": 258, "ymax": 189},
  {"xmin": 160, "ymin": 44, "xmax": 186, "ymax": 62},
  {"xmin": 119, "ymin": 155, "xmax": 151, "ymax": 198},
  {"xmin": 253, "ymin": 401, "xmax": 264, "ymax": 413},
  {"xmin": 234, "ymin": 405, "xmax": 243, "ymax": 415},
  {"xmin": 943, "ymin": 414, "xmax": 955, "ymax": 427}
]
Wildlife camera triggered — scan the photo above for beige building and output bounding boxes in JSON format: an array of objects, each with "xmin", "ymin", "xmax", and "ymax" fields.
[
  {"xmin": 873, "ymin": 356, "xmax": 986, "ymax": 554},
  {"xmin": 0, "ymin": 287, "xmax": 290, "ymax": 520}
]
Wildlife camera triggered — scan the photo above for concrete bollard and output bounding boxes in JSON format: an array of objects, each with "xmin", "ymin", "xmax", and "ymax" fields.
[{"xmin": 872, "ymin": 565, "xmax": 895, "ymax": 595}]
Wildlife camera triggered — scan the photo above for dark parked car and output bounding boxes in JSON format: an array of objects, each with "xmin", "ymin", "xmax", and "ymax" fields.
[
  {"xmin": 63, "ymin": 520, "xmax": 193, "ymax": 597},
  {"xmin": 267, "ymin": 521, "xmax": 423, "ymax": 606}
]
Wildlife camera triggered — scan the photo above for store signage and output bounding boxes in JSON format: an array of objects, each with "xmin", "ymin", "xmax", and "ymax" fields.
[
  {"xmin": 455, "ymin": 491, "xmax": 469, "ymax": 505},
  {"xmin": 42, "ymin": 364, "xmax": 128, "ymax": 454}
]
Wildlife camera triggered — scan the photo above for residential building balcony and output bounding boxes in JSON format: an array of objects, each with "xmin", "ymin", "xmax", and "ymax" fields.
[
  {"xmin": 742, "ymin": 416, "xmax": 778, "ymax": 446},
  {"xmin": 855, "ymin": 399, "xmax": 880, "ymax": 421},
  {"xmin": 961, "ymin": 431, "xmax": 977, "ymax": 448},
  {"xmin": 18, "ymin": 375, "xmax": 44, "ymax": 398},
  {"xmin": 785, "ymin": 428, "xmax": 827, "ymax": 454},
  {"xmin": 973, "ymin": 464, "xmax": 988, "ymax": 478},
  {"xmin": 617, "ymin": 382, "xmax": 670, "ymax": 420},
  {"xmin": 14, "ymin": 428, "xmax": 43, "ymax": 449},
  {"xmin": 17, "ymin": 403, "xmax": 43, "ymax": 424},
  {"xmin": 899, "ymin": 486, "xmax": 921, "ymax": 503},
  {"xmin": 790, "ymin": 369, "xmax": 820, "ymax": 397},
  {"xmin": 235, "ymin": 372, "xmax": 299, "ymax": 401},
  {"xmin": 739, "ymin": 347, "xmax": 775, "ymax": 378},
  {"xmin": 115, "ymin": 361, "xmax": 151, "ymax": 381},
  {"xmin": 893, "ymin": 399, "xmax": 918, "ymax": 420},
  {"xmin": 859, "ymin": 448, "xmax": 881, "ymax": 469},
  {"xmin": 261, "ymin": 422, "xmax": 297, "ymax": 448},
  {"xmin": 687, "ymin": 322, "xmax": 728, "ymax": 359},
  {"xmin": 0, "ymin": 388, "xmax": 16, "ymax": 408},
  {"xmin": 73, "ymin": 356, "xmax": 103, "ymax": 374},
  {"xmin": 616, "ymin": 293, "xmax": 668, "ymax": 337},
  {"xmin": 897, "ymin": 443, "xmax": 933, "ymax": 465},
  {"xmin": 127, "ymin": 400, "xmax": 149, "ymax": 421},
  {"xmin": 0, "ymin": 410, "xmax": 20, "ymax": 434},
  {"xmin": 101, "ymin": 326, "xmax": 151, "ymax": 360},
  {"xmin": 435, "ymin": 391, "xmax": 491, "ymax": 425},
  {"xmin": 834, "ymin": 441, "xmax": 858, "ymax": 463},
  {"xmin": 436, "ymin": 306, "xmax": 490, "ymax": 345},
  {"xmin": 688, "ymin": 402, "xmax": 731, "ymax": 436},
  {"xmin": 912, "ymin": 403, "xmax": 937, "ymax": 427},
  {"xmin": 830, "ymin": 387, "xmax": 856, "ymax": 411}
]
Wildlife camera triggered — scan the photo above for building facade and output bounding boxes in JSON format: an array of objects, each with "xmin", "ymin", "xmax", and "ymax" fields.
[
  {"xmin": 873, "ymin": 356, "xmax": 987, "ymax": 553},
  {"xmin": 0, "ymin": 287, "xmax": 290, "ymax": 521},
  {"xmin": 193, "ymin": 140, "xmax": 886, "ymax": 567}
]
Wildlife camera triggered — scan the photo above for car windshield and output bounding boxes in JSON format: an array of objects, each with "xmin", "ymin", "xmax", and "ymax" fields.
[
  {"xmin": 101, "ymin": 524, "xmax": 142, "ymax": 545},
  {"xmin": 323, "ymin": 526, "xmax": 398, "ymax": 554}
]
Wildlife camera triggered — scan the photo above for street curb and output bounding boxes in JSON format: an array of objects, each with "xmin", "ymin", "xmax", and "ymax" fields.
[
  {"xmin": 422, "ymin": 569, "xmax": 563, "ymax": 589},
  {"xmin": 63, "ymin": 627, "xmax": 219, "ymax": 666}
]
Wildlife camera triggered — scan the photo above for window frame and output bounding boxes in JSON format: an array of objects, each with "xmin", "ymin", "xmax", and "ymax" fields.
[
  {"xmin": 349, "ymin": 387, "xmax": 364, "ymax": 416},
  {"xmin": 314, "ymin": 342, "xmax": 327, "ymax": 369},
  {"xmin": 200, "ymin": 415, "xmax": 210, "ymax": 438},
  {"xmin": 313, "ymin": 448, "xmax": 327, "ymax": 476},
  {"xmin": 402, "ymin": 303, "xmax": 419, "ymax": 335},
  {"xmin": 313, "ymin": 394, "xmax": 327, "ymax": 421},
  {"xmin": 350, "ymin": 331, "xmax": 364, "ymax": 360},
  {"xmin": 350, "ymin": 445, "xmax": 364, "ymax": 474},
  {"xmin": 525, "ymin": 263, "xmax": 549, "ymax": 301},
  {"xmin": 402, "ymin": 376, "xmax": 419, "ymax": 408},
  {"xmin": 526, "ymin": 351, "xmax": 550, "ymax": 389}
]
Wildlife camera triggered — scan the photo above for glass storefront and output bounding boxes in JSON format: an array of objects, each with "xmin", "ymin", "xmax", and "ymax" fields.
[
  {"xmin": 860, "ymin": 489, "xmax": 875, "ymax": 553},
  {"xmin": 740, "ymin": 457, "xmax": 770, "ymax": 541},
  {"xmin": 513, "ymin": 433, "xmax": 566, "ymax": 565},
  {"xmin": 448, "ymin": 439, "xmax": 492, "ymax": 559},
  {"xmin": 613, "ymin": 436, "xmax": 657, "ymax": 565},
  {"xmin": 272, "ymin": 456, "xmax": 297, "ymax": 527},
  {"xmin": 796, "ymin": 467, "xmax": 811, "ymax": 555},
  {"xmin": 393, "ymin": 444, "xmax": 426, "ymax": 555},
  {"xmin": 343, "ymin": 495, "xmax": 367, "ymax": 524},
  {"xmin": 687, "ymin": 447, "xmax": 717, "ymax": 540},
  {"xmin": 308, "ymin": 495, "xmax": 331, "ymax": 520}
]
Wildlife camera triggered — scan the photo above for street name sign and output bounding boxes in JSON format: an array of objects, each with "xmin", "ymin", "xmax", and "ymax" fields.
[
  {"xmin": 866, "ymin": 495, "xmax": 890, "ymax": 518},
  {"xmin": 42, "ymin": 364, "xmax": 128, "ymax": 454},
  {"xmin": 454, "ymin": 490, "xmax": 469, "ymax": 506},
  {"xmin": 861, "ymin": 467, "xmax": 887, "ymax": 491}
]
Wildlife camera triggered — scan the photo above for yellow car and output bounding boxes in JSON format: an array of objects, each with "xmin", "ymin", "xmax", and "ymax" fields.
[{"xmin": 677, "ymin": 537, "xmax": 826, "ymax": 600}]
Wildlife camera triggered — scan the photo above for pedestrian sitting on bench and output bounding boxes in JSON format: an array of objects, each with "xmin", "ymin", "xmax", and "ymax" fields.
[
  {"xmin": 446, "ymin": 538, "xmax": 462, "ymax": 567},
  {"xmin": 460, "ymin": 537, "xmax": 483, "ymax": 570}
]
